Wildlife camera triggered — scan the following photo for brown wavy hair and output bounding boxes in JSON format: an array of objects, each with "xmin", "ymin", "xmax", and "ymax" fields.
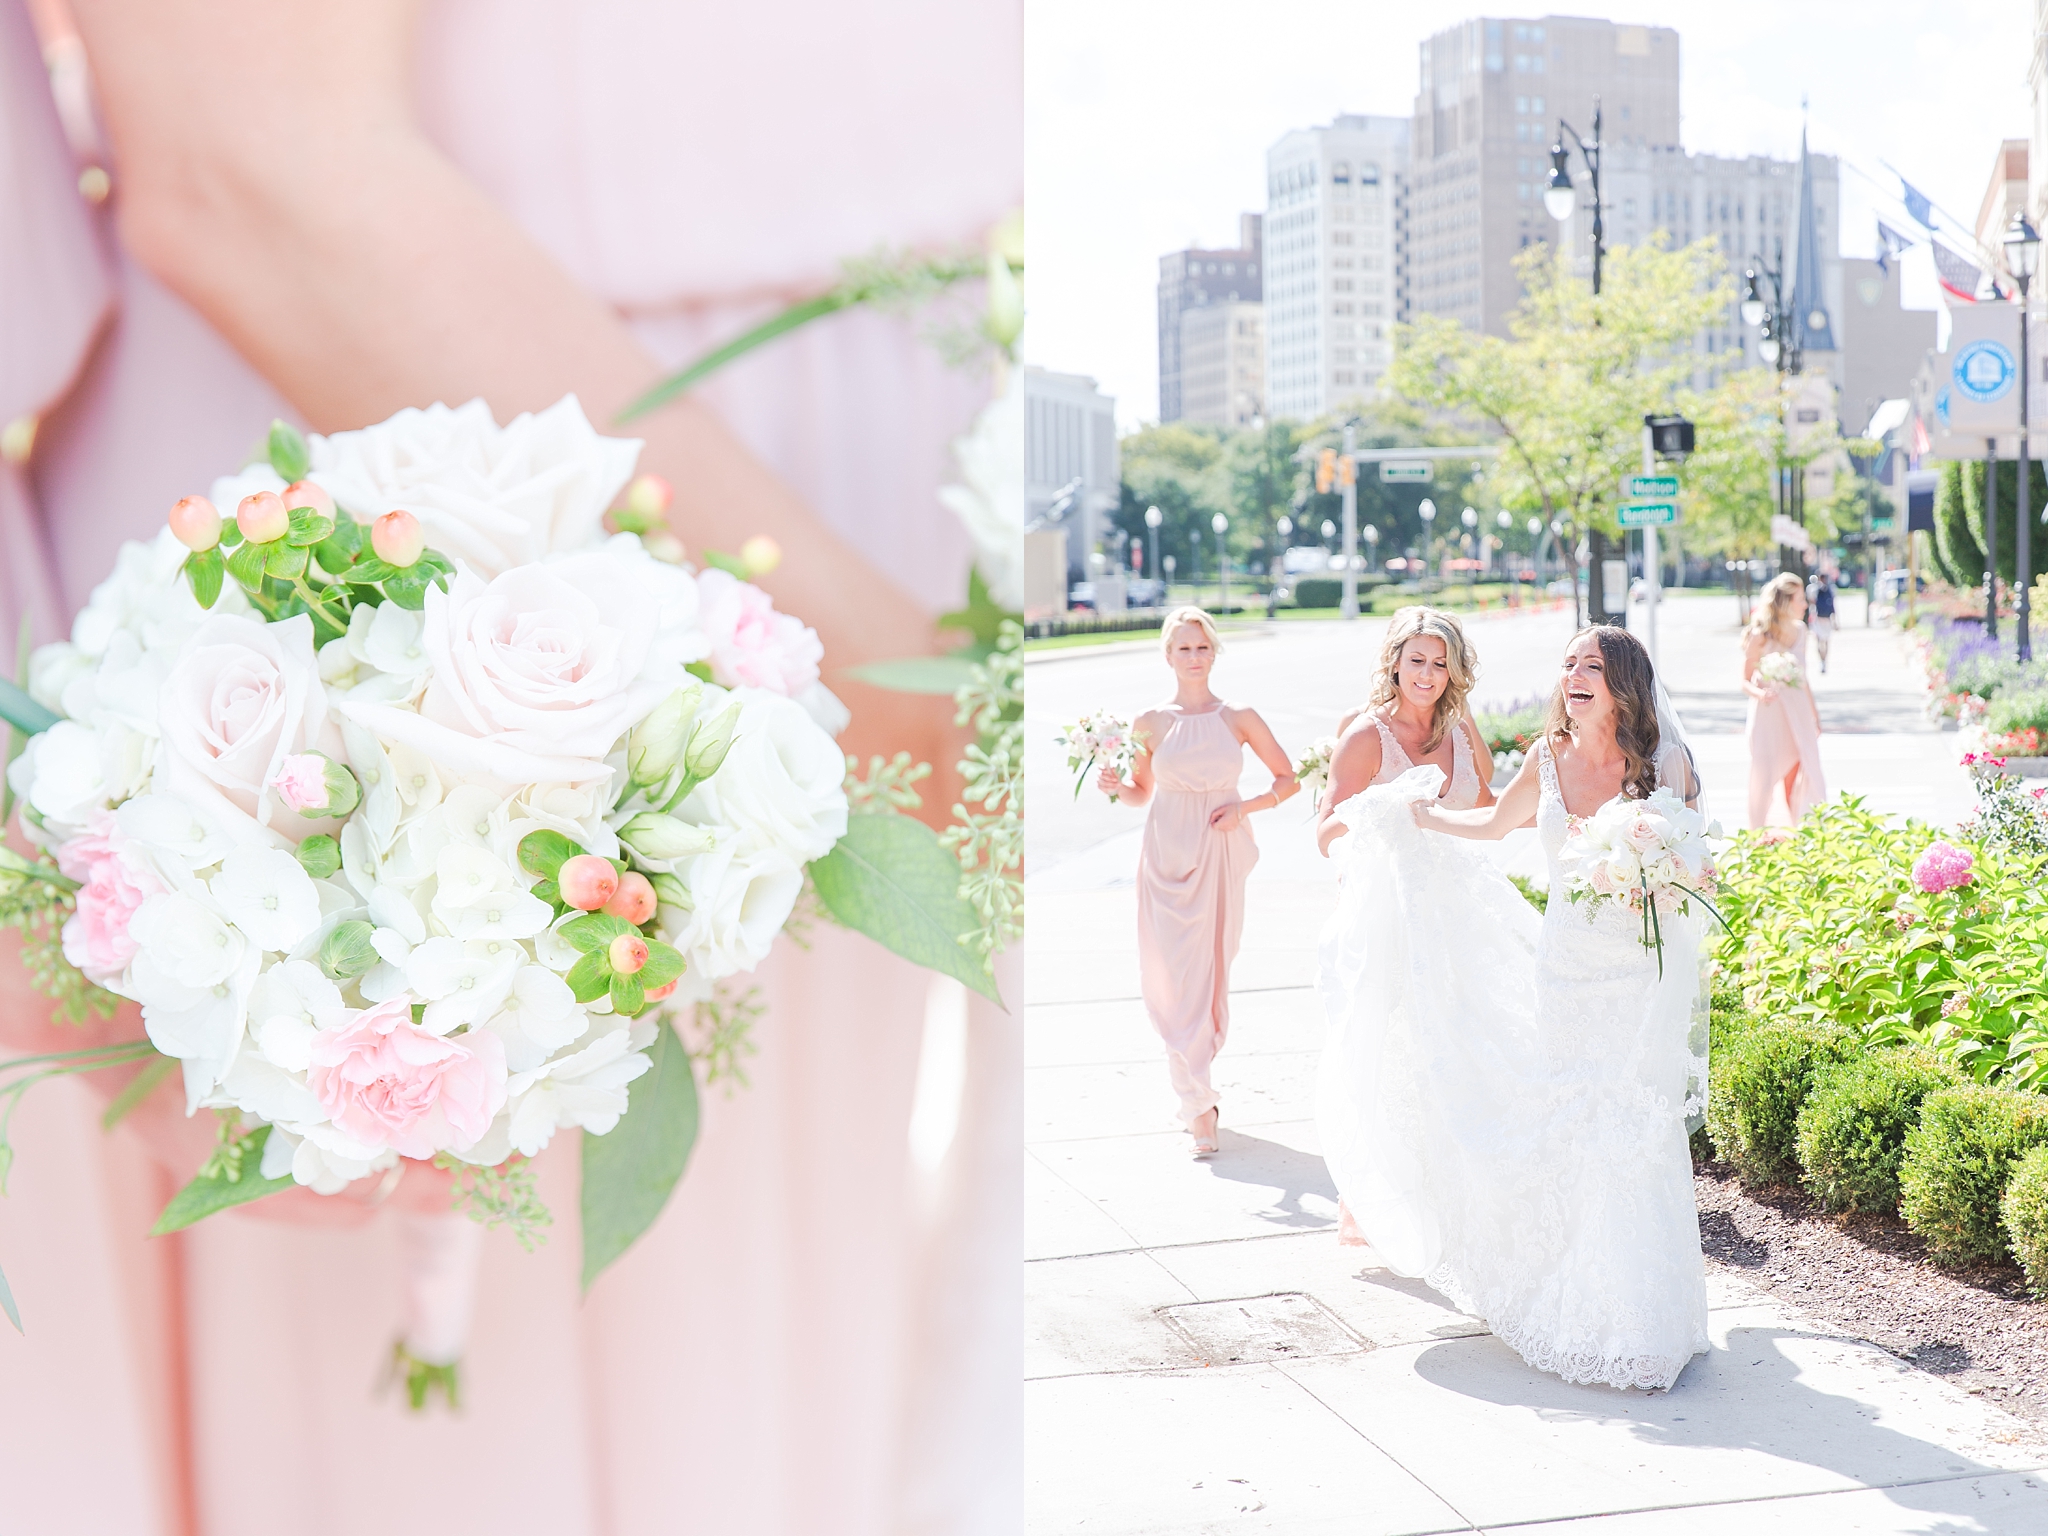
[
  {"xmin": 1366, "ymin": 606, "xmax": 1478, "ymax": 752},
  {"xmin": 1541, "ymin": 625, "xmax": 1662, "ymax": 801},
  {"xmin": 1746, "ymin": 572, "xmax": 1806, "ymax": 644}
]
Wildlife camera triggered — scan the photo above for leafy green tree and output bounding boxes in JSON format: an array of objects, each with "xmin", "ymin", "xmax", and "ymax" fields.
[{"xmin": 1112, "ymin": 423, "xmax": 1227, "ymax": 586}]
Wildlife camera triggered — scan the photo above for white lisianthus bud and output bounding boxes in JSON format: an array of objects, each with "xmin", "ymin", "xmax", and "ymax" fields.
[
  {"xmin": 647, "ymin": 870, "xmax": 691, "ymax": 913},
  {"xmin": 619, "ymin": 812, "xmax": 719, "ymax": 862},
  {"xmin": 628, "ymin": 681, "xmax": 703, "ymax": 787},
  {"xmin": 683, "ymin": 697, "xmax": 742, "ymax": 780}
]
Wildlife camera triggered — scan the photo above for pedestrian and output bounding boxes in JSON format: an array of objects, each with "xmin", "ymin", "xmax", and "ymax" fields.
[
  {"xmin": 1744, "ymin": 574, "xmax": 1827, "ymax": 826},
  {"xmin": 1809, "ymin": 569, "xmax": 1837, "ymax": 673},
  {"xmin": 1097, "ymin": 607, "xmax": 1300, "ymax": 1155}
]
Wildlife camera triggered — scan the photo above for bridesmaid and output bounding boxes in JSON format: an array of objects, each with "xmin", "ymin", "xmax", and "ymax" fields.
[
  {"xmin": 1096, "ymin": 607, "xmax": 1298, "ymax": 1156},
  {"xmin": 1742, "ymin": 573, "xmax": 1826, "ymax": 827},
  {"xmin": 1316, "ymin": 607, "xmax": 1494, "ymax": 860}
]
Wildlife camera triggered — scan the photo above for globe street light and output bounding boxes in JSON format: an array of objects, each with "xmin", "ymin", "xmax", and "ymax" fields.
[
  {"xmin": 1144, "ymin": 504, "xmax": 1163, "ymax": 594},
  {"xmin": 1545, "ymin": 99, "xmax": 1605, "ymax": 294},
  {"xmin": 1212, "ymin": 512, "xmax": 1230, "ymax": 612},
  {"xmin": 2006, "ymin": 208, "xmax": 2042, "ymax": 660},
  {"xmin": 1321, "ymin": 518, "xmax": 1336, "ymax": 543}
]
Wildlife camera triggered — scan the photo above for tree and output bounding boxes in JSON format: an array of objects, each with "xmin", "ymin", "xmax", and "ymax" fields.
[
  {"xmin": 1387, "ymin": 237, "xmax": 1731, "ymax": 624},
  {"xmin": 1673, "ymin": 369, "xmax": 1778, "ymax": 563},
  {"xmin": 1112, "ymin": 423, "xmax": 1227, "ymax": 587}
]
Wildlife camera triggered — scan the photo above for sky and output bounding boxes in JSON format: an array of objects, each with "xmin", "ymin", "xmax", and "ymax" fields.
[{"xmin": 1025, "ymin": 0, "xmax": 2037, "ymax": 429}]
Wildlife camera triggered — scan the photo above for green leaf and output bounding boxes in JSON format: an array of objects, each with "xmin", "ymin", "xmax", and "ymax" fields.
[
  {"xmin": 218, "ymin": 520, "xmax": 243, "ymax": 548},
  {"xmin": 684, "ymin": 660, "xmax": 714, "ymax": 685},
  {"xmin": 312, "ymin": 517, "xmax": 362, "ymax": 574},
  {"xmin": 0, "ymin": 678, "xmax": 60, "ymax": 737},
  {"xmin": 347, "ymin": 555, "xmax": 401, "ymax": 585},
  {"xmin": 565, "ymin": 950, "xmax": 611, "ymax": 1003},
  {"xmin": 518, "ymin": 829, "xmax": 583, "ymax": 879},
  {"xmin": 266, "ymin": 420, "xmax": 310, "ymax": 482},
  {"xmin": 701, "ymin": 549, "xmax": 749, "ymax": 577},
  {"xmin": 609, "ymin": 972, "xmax": 646, "ymax": 1016},
  {"xmin": 561, "ymin": 912, "xmax": 633, "ymax": 953},
  {"xmin": 531, "ymin": 878, "xmax": 562, "ymax": 908},
  {"xmin": 151, "ymin": 1126, "xmax": 294, "ymax": 1234},
  {"xmin": 844, "ymin": 655, "xmax": 982, "ymax": 695},
  {"xmin": 637, "ymin": 940, "xmax": 684, "ymax": 990},
  {"xmin": 0, "ymin": 1252, "xmax": 18, "ymax": 1332},
  {"xmin": 616, "ymin": 291, "xmax": 849, "ymax": 422},
  {"xmin": 225, "ymin": 538, "xmax": 269, "ymax": 591},
  {"xmin": 382, "ymin": 567, "xmax": 430, "ymax": 609},
  {"xmin": 285, "ymin": 507, "xmax": 336, "ymax": 547},
  {"xmin": 808, "ymin": 812, "xmax": 1002, "ymax": 1004},
  {"xmin": 100, "ymin": 1053, "xmax": 179, "ymax": 1131},
  {"xmin": 937, "ymin": 567, "xmax": 1013, "ymax": 652},
  {"xmin": 264, "ymin": 541, "xmax": 310, "ymax": 580},
  {"xmin": 579, "ymin": 1021, "xmax": 698, "ymax": 1289},
  {"xmin": 183, "ymin": 546, "xmax": 226, "ymax": 609}
]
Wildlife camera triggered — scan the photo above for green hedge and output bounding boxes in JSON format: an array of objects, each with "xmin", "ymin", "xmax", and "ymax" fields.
[
  {"xmin": 1899, "ymin": 1085, "xmax": 2048, "ymax": 1265},
  {"xmin": 2002, "ymin": 1146, "xmax": 2048, "ymax": 1298},
  {"xmin": 1795, "ymin": 1049, "xmax": 1964, "ymax": 1214},
  {"xmin": 1987, "ymin": 689, "xmax": 2048, "ymax": 737},
  {"xmin": 1706, "ymin": 1019, "xmax": 1859, "ymax": 1186},
  {"xmin": 1293, "ymin": 577, "xmax": 1343, "ymax": 608}
]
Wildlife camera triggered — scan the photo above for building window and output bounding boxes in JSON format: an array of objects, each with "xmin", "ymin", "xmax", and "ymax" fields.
[
  {"xmin": 1532, "ymin": 95, "xmax": 1544, "ymax": 114},
  {"xmin": 1515, "ymin": 94, "xmax": 1528, "ymax": 112},
  {"xmin": 1531, "ymin": 55, "xmax": 1544, "ymax": 72},
  {"xmin": 1513, "ymin": 54, "xmax": 1526, "ymax": 71}
]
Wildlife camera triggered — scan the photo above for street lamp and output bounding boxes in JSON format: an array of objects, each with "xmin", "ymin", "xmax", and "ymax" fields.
[
  {"xmin": 1743, "ymin": 244, "xmax": 1807, "ymax": 578},
  {"xmin": 1544, "ymin": 99, "xmax": 1605, "ymax": 294},
  {"xmin": 1162, "ymin": 553, "xmax": 1176, "ymax": 603},
  {"xmin": 1418, "ymin": 499, "xmax": 1438, "ymax": 582},
  {"xmin": 1144, "ymin": 504, "xmax": 1163, "ymax": 595},
  {"xmin": 2006, "ymin": 209, "xmax": 2041, "ymax": 661},
  {"xmin": 1212, "ymin": 512, "xmax": 1230, "ymax": 612},
  {"xmin": 1462, "ymin": 506, "xmax": 1480, "ymax": 593},
  {"xmin": 1321, "ymin": 518, "xmax": 1336, "ymax": 544}
]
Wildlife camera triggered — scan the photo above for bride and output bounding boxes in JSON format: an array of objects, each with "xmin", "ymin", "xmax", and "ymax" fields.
[{"xmin": 1315, "ymin": 624, "xmax": 1710, "ymax": 1392}]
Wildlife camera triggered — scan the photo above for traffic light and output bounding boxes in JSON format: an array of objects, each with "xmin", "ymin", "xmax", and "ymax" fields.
[
  {"xmin": 1338, "ymin": 456, "xmax": 1356, "ymax": 488},
  {"xmin": 1645, "ymin": 414, "xmax": 1695, "ymax": 458},
  {"xmin": 1316, "ymin": 448, "xmax": 1337, "ymax": 494}
]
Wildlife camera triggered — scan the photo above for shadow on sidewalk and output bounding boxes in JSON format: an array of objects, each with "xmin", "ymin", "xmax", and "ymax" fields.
[
  {"xmin": 1412, "ymin": 1325, "xmax": 2026, "ymax": 1525},
  {"xmin": 1199, "ymin": 1129, "xmax": 1339, "ymax": 1233}
]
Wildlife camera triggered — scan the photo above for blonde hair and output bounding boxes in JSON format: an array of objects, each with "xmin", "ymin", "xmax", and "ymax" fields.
[
  {"xmin": 1160, "ymin": 606, "xmax": 1223, "ymax": 662},
  {"xmin": 1541, "ymin": 625, "xmax": 1663, "ymax": 801},
  {"xmin": 1747, "ymin": 573, "xmax": 1805, "ymax": 643},
  {"xmin": 1366, "ymin": 606, "xmax": 1477, "ymax": 753}
]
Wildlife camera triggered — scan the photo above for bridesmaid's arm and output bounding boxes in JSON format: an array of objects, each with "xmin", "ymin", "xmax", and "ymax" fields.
[
  {"xmin": 1414, "ymin": 752, "xmax": 1540, "ymax": 840},
  {"xmin": 64, "ymin": 0, "xmax": 955, "ymax": 779},
  {"xmin": 1212, "ymin": 707, "xmax": 1298, "ymax": 830},
  {"xmin": 1315, "ymin": 723, "xmax": 1383, "ymax": 857},
  {"xmin": 1097, "ymin": 714, "xmax": 1159, "ymax": 807},
  {"xmin": 1740, "ymin": 631, "xmax": 1776, "ymax": 702},
  {"xmin": 1461, "ymin": 714, "xmax": 1499, "ymax": 809}
]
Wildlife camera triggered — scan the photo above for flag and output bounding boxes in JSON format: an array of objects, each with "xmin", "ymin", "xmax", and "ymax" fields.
[
  {"xmin": 1875, "ymin": 219, "xmax": 1913, "ymax": 275},
  {"xmin": 1900, "ymin": 177, "xmax": 1938, "ymax": 232},
  {"xmin": 1931, "ymin": 240, "xmax": 1983, "ymax": 303}
]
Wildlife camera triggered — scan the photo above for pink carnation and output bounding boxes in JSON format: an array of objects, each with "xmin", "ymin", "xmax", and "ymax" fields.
[
  {"xmin": 1912, "ymin": 840, "xmax": 1976, "ymax": 895},
  {"xmin": 55, "ymin": 812, "xmax": 164, "ymax": 981},
  {"xmin": 270, "ymin": 753, "xmax": 328, "ymax": 814},
  {"xmin": 696, "ymin": 567, "xmax": 822, "ymax": 697},
  {"xmin": 306, "ymin": 997, "xmax": 508, "ymax": 1159}
]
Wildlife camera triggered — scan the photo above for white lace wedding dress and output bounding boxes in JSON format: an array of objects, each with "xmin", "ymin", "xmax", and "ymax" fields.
[{"xmin": 1315, "ymin": 742, "xmax": 1710, "ymax": 1391}]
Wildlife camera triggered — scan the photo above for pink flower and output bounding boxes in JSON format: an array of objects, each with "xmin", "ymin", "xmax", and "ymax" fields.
[
  {"xmin": 306, "ymin": 997, "xmax": 508, "ymax": 1159},
  {"xmin": 695, "ymin": 567, "xmax": 822, "ymax": 697},
  {"xmin": 1912, "ymin": 840, "xmax": 1976, "ymax": 894},
  {"xmin": 1620, "ymin": 814, "xmax": 1664, "ymax": 854},
  {"xmin": 55, "ymin": 812, "xmax": 164, "ymax": 981},
  {"xmin": 270, "ymin": 753, "xmax": 328, "ymax": 814}
]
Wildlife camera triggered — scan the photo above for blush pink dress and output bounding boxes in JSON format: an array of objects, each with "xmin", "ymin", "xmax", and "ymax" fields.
[
  {"xmin": 1135, "ymin": 707, "xmax": 1258, "ymax": 1129},
  {"xmin": 1745, "ymin": 626, "xmax": 1826, "ymax": 828},
  {"xmin": 0, "ymin": 4, "xmax": 1019, "ymax": 1534}
]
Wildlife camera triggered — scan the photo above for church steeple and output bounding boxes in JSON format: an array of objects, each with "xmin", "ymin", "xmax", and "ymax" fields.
[{"xmin": 1791, "ymin": 115, "xmax": 1837, "ymax": 354}]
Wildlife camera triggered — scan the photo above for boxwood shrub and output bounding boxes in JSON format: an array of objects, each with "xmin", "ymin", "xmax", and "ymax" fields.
[
  {"xmin": 1795, "ymin": 1048, "xmax": 1964, "ymax": 1214},
  {"xmin": 1706, "ymin": 1018, "xmax": 1859, "ymax": 1186},
  {"xmin": 1899, "ymin": 1084, "xmax": 2048, "ymax": 1265},
  {"xmin": 2000, "ymin": 1145, "xmax": 2048, "ymax": 1298}
]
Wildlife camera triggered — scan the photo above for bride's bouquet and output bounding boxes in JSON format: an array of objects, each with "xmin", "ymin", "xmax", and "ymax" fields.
[
  {"xmin": 1756, "ymin": 652, "xmax": 1805, "ymax": 692},
  {"xmin": 1294, "ymin": 735, "xmax": 1339, "ymax": 800},
  {"xmin": 1055, "ymin": 710, "xmax": 1139, "ymax": 800},
  {"xmin": 1557, "ymin": 789, "xmax": 1723, "ymax": 974},
  {"xmin": 0, "ymin": 397, "xmax": 1002, "ymax": 1380}
]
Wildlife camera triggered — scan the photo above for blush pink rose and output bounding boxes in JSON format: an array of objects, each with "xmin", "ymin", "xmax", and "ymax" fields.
[
  {"xmin": 55, "ymin": 811, "xmax": 165, "ymax": 981},
  {"xmin": 695, "ymin": 567, "xmax": 823, "ymax": 696},
  {"xmin": 306, "ymin": 996, "xmax": 508, "ymax": 1159},
  {"xmin": 1620, "ymin": 814, "xmax": 1664, "ymax": 854}
]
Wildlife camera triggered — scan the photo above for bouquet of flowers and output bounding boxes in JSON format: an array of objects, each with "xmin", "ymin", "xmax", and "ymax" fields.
[
  {"xmin": 1556, "ymin": 789, "xmax": 1723, "ymax": 975},
  {"xmin": 0, "ymin": 396, "xmax": 1004, "ymax": 1387},
  {"xmin": 1756, "ymin": 652, "xmax": 1805, "ymax": 692},
  {"xmin": 1055, "ymin": 710, "xmax": 1139, "ymax": 800},
  {"xmin": 1294, "ymin": 736, "xmax": 1338, "ymax": 800}
]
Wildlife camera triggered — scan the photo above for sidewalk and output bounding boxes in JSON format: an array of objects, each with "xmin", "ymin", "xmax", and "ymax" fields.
[{"xmin": 1025, "ymin": 593, "xmax": 2042, "ymax": 1533}]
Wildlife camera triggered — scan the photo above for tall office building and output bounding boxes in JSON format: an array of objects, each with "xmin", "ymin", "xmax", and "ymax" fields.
[
  {"xmin": 1263, "ymin": 114, "xmax": 1410, "ymax": 422},
  {"xmin": 1156, "ymin": 215, "xmax": 1262, "ymax": 422},
  {"xmin": 1409, "ymin": 16, "xmax": 1679, "ymax": 335},
  {"xmin": 1178, "ymin": 303, "xmax": 1266, "ymax": 428},
  {"xmin": 1024, "ymin": 366, "xmax": 1121, "ymax": 589}
]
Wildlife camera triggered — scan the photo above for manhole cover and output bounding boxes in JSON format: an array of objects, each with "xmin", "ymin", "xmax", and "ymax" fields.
[{"xmin": 1157, "ymin": 1293, "xmax": 1370, "ymax": 1364}]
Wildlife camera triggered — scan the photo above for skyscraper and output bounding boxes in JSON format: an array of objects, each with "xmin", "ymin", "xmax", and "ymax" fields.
[
  {"xmin": 1263, "ymin": 114, "xmax": 1410, "ymax": 422},
  {"xmin": 1178, "ymin": 303, "xmax": 1266, "ymax": 428},
  {"xmin": 1409, "ymin": 16, "xmax": 1679, "ymax": 334},
  {"xmin": 1156, "ymin": 215, "xmax": 1262, "ymax": 423}
]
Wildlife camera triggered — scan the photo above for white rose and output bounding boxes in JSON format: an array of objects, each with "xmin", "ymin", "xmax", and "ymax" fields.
[
  {"xmin": 936, "ymin": 371, "xmax": 1024, "ymax": 611},
  {"xmin": 597, "ymin": 532, "xmax": 711, "ymax": 673},
  {"xmin": 682, "ymin": 689, "xmax": 849, "ymax": 863},
  {"xmin": 306, "ymin": 396, "xmax": 638, "ymax": 579},
  {"xmin": 70, "ymin": 527, "xmax": 231, "ymax": 661},
  {"xmin": 664, "ymin": 835, "xmax": 804, "ymax": 978},
  {"xmin": 155, "ymin": 612, "xmax": 341, "ymax": 845},
  {"xmin": 341, "ymin": 551, "xmax": 674, "ymax": 788}
]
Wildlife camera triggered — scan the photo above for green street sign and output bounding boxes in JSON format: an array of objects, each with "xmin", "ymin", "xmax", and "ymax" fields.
[
  {"xmin": 1623, "ymin": 475, "xmax": 1679, "ymax": 498},
  {"xmin": 1379, "ymin": 460, "xmax": 1435, "ymax": 483},
  {"xmin": 1618, "ymin": 500, "xmax": 1678, "ymax": 527}
]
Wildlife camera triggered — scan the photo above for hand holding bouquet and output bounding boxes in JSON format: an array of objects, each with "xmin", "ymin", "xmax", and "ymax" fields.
[
  {"xmin": 1557, "ymin": 789, "xmax": 1724, "ymax": 974},
  {"xmin": 1756, "ymin": 652, "xmax": 1805, "ymax": 693},
  {"xmin": 1057, "ymin": 710, "xmax": 1139, "ymax": 800},
  {"xmin": 1294, "ymin": 736, "xmax": 1338, "ymax": 801}
]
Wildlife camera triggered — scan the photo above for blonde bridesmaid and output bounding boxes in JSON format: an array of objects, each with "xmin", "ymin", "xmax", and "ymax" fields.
[
  {"xmin": 1742, "ymin": 573, "xmax": 1826, "ymax": 827},
  {"xmin": 1097, "ymin": 608, "xmax": 1298, "ymax": 1155}
]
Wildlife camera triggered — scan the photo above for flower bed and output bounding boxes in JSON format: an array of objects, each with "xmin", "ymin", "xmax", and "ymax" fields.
[{"xmin": 1472, "ymin": 695, "xmax": 1544, "ymax": 781}]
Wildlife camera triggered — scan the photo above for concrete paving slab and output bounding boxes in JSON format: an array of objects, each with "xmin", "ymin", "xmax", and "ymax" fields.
[
  {"xmin": 1026, "ymin": 986, "xmax": 1325, "ymax": 1069},
  {"xmin": 1029, "ymin": 1049, "xmax": 1321, "ymax": 1142},
  {"xmin": 1026, "ymin": 1148, "xmax": 1141, "ymax": 1261},
  {"xmin": 1488, "ymin": 1470, "xmax": 2048, "ymax": 1535},
  {"xmin": 1026, "ymin": 1365, "xmax": 1477, "ymax": 1536},
  {"xmin": 1026, "ymin": 1249, "xmax": 1201, "ymax": 1379}
]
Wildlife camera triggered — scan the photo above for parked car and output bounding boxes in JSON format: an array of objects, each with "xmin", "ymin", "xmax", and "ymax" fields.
[
  {"xmin": 1125, "ymin": 577, "xmax": 1165, "ymax": 608},
  {"xmin": 1067, "ymin": 582, "xmax": 1096, "ymax": 612}
]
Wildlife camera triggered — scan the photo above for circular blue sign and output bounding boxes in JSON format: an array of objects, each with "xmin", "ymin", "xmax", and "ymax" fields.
[{"xmin": 1953, "ymin": 339, "xmax": 2017, "ymax": 403}]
